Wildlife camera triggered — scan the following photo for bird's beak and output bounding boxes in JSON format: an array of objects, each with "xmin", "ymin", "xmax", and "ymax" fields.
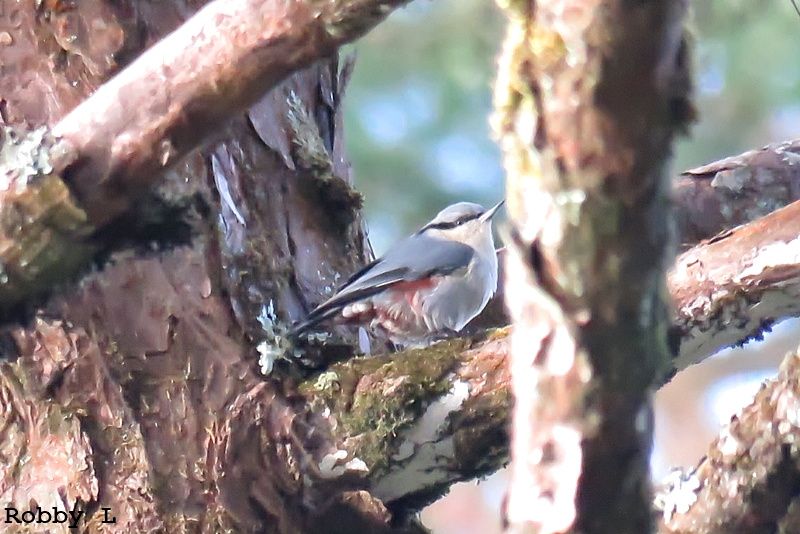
[{"xmin": 479, "ymin": 199, "xmax": 505, "ymax": 222}]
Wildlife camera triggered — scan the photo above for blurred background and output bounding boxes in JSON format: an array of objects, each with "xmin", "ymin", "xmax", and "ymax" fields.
[{"xmin": 342, "ymin": 1, "xmax": 800, "ymax": 532}]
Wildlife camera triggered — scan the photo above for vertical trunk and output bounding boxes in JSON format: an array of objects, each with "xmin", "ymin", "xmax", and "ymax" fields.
[
  {"xmin": 0, "ymin": 1, "xmax": 393, "ymax": 532},
  {"xmin": 495, "ymin": 1, "xmax": 693, "ymax": 533}
]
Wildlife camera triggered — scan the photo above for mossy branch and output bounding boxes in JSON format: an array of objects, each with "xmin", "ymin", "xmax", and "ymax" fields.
[
  {"xmin": 0, "ymin": 127, "xmax": 98, "ymax": 320},
  {"xmin": 300, "ymin": 331, "xmax": 511, "ymax": 510}
]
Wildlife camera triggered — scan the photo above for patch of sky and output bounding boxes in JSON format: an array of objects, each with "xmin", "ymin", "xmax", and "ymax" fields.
[
  {"xmin": 428, "ymin": 133, "xmax": 503, "ymax": 195},
  {"xmin": 477, "ymin": 469, "xmax": 508, "ymax": 512},
  {"xmin": 701, "ymin": 318, "xmax": 800, "ymax": 427},
  {"xmin": 650, "ymin": 445, "xmax": 668, "ymax": 480},
  {"xmin": 358, "ymin": 81, "xmax": 440, "ymax": 147},
  {"xmin": 362, "ymin": 212, "xmax": 401, "ymax": 257},
  {"xmin": 772, "ymin": 104, "xmax": 800, "ymax": 140},
  {"xmin": 392, "ymin": 0, "xmax": 436, "ymax": 22},
  {"xmin": 696, "ymin": 41, "xmax": 726, "ymax": 96},
  {"xmin": 705, "ymin": 369, "xmax": 775, "ymax": 427},
  {"xmin": 773, "ymin": 63, "xmax": 800, "ymax": 90}
]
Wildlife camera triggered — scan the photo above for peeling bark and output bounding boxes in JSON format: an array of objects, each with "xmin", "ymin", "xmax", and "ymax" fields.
[
  {"xmin": 8, "ymin": 318, "xmax": 162, "ymax": 533},
  {"xmin": 658, "ymin": 347, "xmax": 800, "ymax": 534},
  {"xmin": 670, "ymin": 200, "xmax": 800, "ymax": 371},
  {"xmin": 493, "ymin": 0, "xmax": 693, "ymax": 533}
]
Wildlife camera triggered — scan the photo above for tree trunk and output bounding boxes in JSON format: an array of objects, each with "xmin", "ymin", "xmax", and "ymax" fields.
[
  {"xmin": 8, "ymin": 1, "xmax": 800, "ymax": 534},
  {"xmin": 494, "ymin": 1, "xmax": 693, "ymax": 532},
  {"xmin": 0, "ymin": 1, "xmax": 418, "ymax": 532}
]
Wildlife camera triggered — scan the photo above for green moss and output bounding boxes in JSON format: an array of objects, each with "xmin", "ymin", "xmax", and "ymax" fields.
[
  {"xmin": 300, "ymin": 338, "xmax": 470, "ymax": 475},
  {"xmin": 485, "ymin": 325, "xmax": 511, "ymax": 341},
  {"xmin": 0, "ymin": 127, "xmax": 98, "ymax": 309}
]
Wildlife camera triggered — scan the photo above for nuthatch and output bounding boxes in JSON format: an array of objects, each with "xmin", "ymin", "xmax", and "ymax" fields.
[{"xmin": 291, "ymin": 200, "xmax": 504, "ymax": 347}]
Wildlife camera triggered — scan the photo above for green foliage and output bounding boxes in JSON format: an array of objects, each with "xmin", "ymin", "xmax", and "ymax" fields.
[
  {"xmin": 343, "ymin": 0, "xmax": 505, "ymax": 252},
  {"xmin": 674, "ymin": 0, "xmax": 800, "ymax": 171},
  {"xmin": 344, "ymin": 0, "xmax": 800, "ymax": 251}
]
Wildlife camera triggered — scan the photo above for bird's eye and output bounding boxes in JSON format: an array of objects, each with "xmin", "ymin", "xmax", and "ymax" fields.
[{"xmin": 423, "ymin": 213, "xmax": 480, "ymax": 232}]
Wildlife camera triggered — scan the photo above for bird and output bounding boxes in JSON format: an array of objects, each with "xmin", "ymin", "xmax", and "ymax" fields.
[{"xmin": 291, "ymin": 200, "xmax": 504, "ymax": 348}]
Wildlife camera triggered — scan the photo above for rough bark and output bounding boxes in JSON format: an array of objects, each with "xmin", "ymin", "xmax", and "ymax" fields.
[
  {"xmin": 657, "ymin": 347, "xmax": 800, "ymax": 534},
  {"xmin": 670, "ymin": 199, "xmax": 800, "ymax": 371},
  {"xmin": 493, "ymin": 1, "xmax": 693, "ymax": 533},
  {"xmin": 0, "ymin": 1, "xmax": 410, "ymax": 532},
  {"xmin": 0, "ymin": 0, "xmax": 412, "ymax": 319},
  {"xmin": 674, "ymin": 139, "xmax": 800, "ymax": 250},
  {"xmin": 4, "ymin": 1, "xmax": 800, "ymax": 534}
]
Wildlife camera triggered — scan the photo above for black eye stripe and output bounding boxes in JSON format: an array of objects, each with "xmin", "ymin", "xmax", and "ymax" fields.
[
  {"xmin": 425, "ymin": 221, "xmax": 458, "ymax": 231},
  {"xmin": 422, "ymin": 212, "xmax": 483, "ymax": 231}
]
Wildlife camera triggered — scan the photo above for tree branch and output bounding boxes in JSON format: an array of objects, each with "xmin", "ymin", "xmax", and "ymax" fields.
[
  {"xmin": 50, "ymin": 0, "xmax": 413, "ymax": 228},
  {"xmin": 299, "ymin": 332, "xmax": 511, "ymax": 512},
  {"xmin": 0, "ymin": 0, "xmax": 410, "ymax": 318},
  {"xmin": 670, "ymin": 199, "xmax": 800, "ymax": 371},
  {"xmin": 658, "ymin": 347, "xmax": 800, "ymax": 534},
  {"xmin": 674, "ymin": 139, "xmax": 800, "ymax": 249}
]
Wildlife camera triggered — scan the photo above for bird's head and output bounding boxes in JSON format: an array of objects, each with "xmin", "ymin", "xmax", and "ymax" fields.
[{"xmin": 418, "ymin": 200, "xmax": 504, "ymax": 248}]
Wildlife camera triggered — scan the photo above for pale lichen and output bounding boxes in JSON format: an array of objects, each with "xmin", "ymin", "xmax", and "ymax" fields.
[
  {"xmin": 286, "ymin": 90, "xmax": 334, "ymax": 175},
  {"xmin": 0, "ymin": 126, "xmax": 96, "ymax": 308},
  {"xmin": 300, "ymin": 338, "xmax": 470, "ymax": 475},
  {"xmin": 255, "ymin": 301, "xmax": 297, "ymax": 375},
  {"xmin": 654, "ymin": 467, "xmax": 702, "ymax": 523}
]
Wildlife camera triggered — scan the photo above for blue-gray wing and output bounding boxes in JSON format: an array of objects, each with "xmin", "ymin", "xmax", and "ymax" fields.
[{"xmin": 291, "ymin": 235, "xmax": 473, "ymax": 334}]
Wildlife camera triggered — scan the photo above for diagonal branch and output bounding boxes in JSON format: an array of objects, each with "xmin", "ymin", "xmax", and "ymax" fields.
[
  {"xmin": 670, "ymin": 199, "xmax": 800, "ymax": 371},
  {"xmin": 50, "ymin": 0, "xmax": 414, "ymax": 228},
  {"xmin": 674, "ymin": 139, "xmax": 800, "ymax": 249},
  {"xmin": 657, "ymin": 347, "xmax": 800, "ymax": 534},
  {"xmin": 0, "ymin": 0, "xmax": 413, "ymax": 318}
]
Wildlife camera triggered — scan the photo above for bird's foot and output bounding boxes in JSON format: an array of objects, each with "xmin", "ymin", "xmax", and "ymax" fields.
[{"xmin": 428, "ymin": 328, "xmax": 462, "ymax": 344}]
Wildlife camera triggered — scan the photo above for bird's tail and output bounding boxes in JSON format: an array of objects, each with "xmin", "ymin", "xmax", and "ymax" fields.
[{"xmin": 287, "ymin": 305, "xmax": 342, "ymax": 339}]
